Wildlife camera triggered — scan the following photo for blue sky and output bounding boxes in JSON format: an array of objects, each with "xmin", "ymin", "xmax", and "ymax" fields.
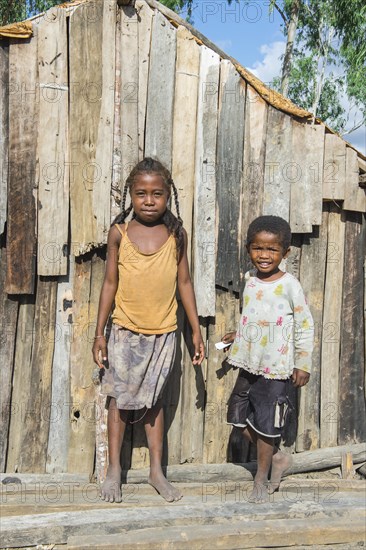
[{"xmin": 181, "ymin": 0, "xmax": 365, "ymax": 155}]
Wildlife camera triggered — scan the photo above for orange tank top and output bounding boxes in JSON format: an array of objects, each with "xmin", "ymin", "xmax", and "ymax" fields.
[{"xmin": 112, "ymin": 222, "xmax": 178, "ymax": 334}]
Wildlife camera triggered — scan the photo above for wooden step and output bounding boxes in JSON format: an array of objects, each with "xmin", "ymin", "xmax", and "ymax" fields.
[{"xmin": 66, "ymin": 515, "xmax": 366, "ymax": 549}]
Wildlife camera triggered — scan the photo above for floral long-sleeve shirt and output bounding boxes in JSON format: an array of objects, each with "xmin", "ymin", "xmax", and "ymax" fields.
[{"xmin": 227, "ymin": 271, "xmax": 314, "ymax": 380}]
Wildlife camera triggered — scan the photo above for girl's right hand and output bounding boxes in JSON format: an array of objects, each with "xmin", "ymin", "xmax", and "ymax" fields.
[
  {"xmin": 222, "ymin": 331, "xmax": 236, "ymax": 351},
  {"xmin": 92, "ymin": 336, "xmax": 108, "ymax": 369}
]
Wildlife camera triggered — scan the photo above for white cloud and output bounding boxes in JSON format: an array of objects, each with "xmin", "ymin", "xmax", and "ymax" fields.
[{"xmin": 248, "ymin": 41, "xmax": 285, "ymax": 85}]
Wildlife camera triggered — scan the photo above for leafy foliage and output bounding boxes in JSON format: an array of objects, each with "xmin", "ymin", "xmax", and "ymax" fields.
[{"xmin": 0, "ymin": 0, "xmax": 69, "ymax": 26}]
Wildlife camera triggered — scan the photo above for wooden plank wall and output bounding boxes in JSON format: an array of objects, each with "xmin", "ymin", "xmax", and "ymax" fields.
[{"xmin": 2, "ymin": 2, "xmax": 366, "ymax": 475}]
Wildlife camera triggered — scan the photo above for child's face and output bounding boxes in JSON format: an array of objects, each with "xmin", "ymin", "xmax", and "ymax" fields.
[
  {"xmin": 247, "ymin": 231, "xmax": 290, "ymax": 280},
  {"xmin": 130, "ymin": 172, "xmax": 170, "ymax": 224}
]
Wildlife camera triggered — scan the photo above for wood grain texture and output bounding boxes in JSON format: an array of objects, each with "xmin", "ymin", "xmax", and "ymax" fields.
[
  {"xmin": 19, "ymin": 278, "xmax": 58, "ymax": 472},
  {"xmin": 5, "ymin": 297, "xmax": 35, "ymax": 472},
  {"xmin": 37, "ymin": 7, "xmax": 69, "ymax": 276},
  {"xmin": 297, "ymin": 208, "xmax": 328, "ymax": 451},
  {"xmin": 120, "ymin": 3, "xmax": 138, "ymax": 183},
  {"xmin": 216, "ymin": 60, "xmax": 245, "ymax": 292},
  {"xmin": 46, "ymin": 256, "xmax": 75, "ymax": 473},
  {"xmin": 145, "ymin": 10, "xmax": 176, "ymax": 170},
  {"xmin": 110, "ymin": 10, "xmax": 122, "ymax": 222},
  {"xmin": 323, "ymin": 134, "xmax": 346, "ymax": 200},
  {"xmin": 339, "ymin": 211, "xmax": 366, "ymax": 444},
  {"xmin": 343, "ymin": 147, "xmax": 366, "ymax": 212},
  {"xmin": 171, "ymin": 25, "xmax": 200, "ymax": 265},
  {"xmin": 0, "ymin": 42, "xmax": 9, "ymax": 235},
  {"xmin": 6, "ymin": 31, "xmax": 38, "ymax": 293},
  {"xmin": 290, "ymin": 122, "xmax": 325, "ymax": 232},
  {"xmin": 68, "ymin": 256, "xmax": 95, "ymax": 474},
  {"xmin": 320, "ymin": 204, "xmax": 345, "ymax": 448},
  {"xmin": 136, "ymin": 0, "xmax": 154, "ymax": 160},
  {"xmin": 263, "ymin": 106, "xmax": 292, "ymax": 221},
  {"xmin": 0, "ymin": 246, "xmax": 18, "ymax": 471},
  {"xmin": 93, "ymin": 0, "xmax": 116, "ymax": 243},
  {"xmin": 69, "ymin": 1, "xmax": 103, "ymax": 255},
  {"xmin": 240, "ymin": 85, "xmax": 268, "ymax": 280},
  {"xmin": 193, "ymin": 46, "xmax": 220, "ymax": 317},
  {"xmin": 204, "ymin": 290, "xmax": 240, "ymax": 463}
]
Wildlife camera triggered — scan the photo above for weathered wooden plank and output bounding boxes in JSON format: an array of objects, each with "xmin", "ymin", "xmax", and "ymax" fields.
[
  {"xmin": 68, "ymin": 256, "xmax": 95, "ymax": 474},
  {"xmin": 110, "ymin": 9, "xmax": 122, "ymax": 222},
  {"xmin": 93, "ymin": 0, "xmax": 116, "ymax": 243},
  {"xmin": 343, "ymin": 147, "xmax": 366, "ymax": 212},
  {"xmin": 0, "ymin": 246, "xmax": 18, "ymax": 471},
  {"xmin": 6, "ymin": 297, "xmax": 35, "ymax": 472},
  {"xmin": 19, "ymin": 278, "xmax": 58, "ymax": 472},
  {"xmin": 6, "ymin": 32, "xmax": 38, "ymax": 293},
  {"xmin": 320, "ymin": 204, "xmax": 345, "ymax": 448},
  {"xmin": 339, "ymin": 211, "xmax": 366, "ymax": 444},
  {"xmin": 263, "ymin": 106, "xmax": 292, "ymax": 221},
  {"xmin": 46, "ymin": 256, "xmax": 75, "ymax": 473},
  {"xmin": 171, "ymin": 25, "xmax": 200, "ymax": 265},
  {"xmin": 37, "ymin": 7, "xmax": 69, "ymax": 276},
  {"xmin": 120, "ymin": 3, "xmax": 138, "ymax": 183},
  {"xmin": 297, "ymin": 208, "xmax": 328, "ymax": 451},
  {"xmin": 323, "ymin": 133, "xmax": 346, "ymax": 200},
  {"xmin": 69, "ymin": 1, "xmax": 103, "ymax": 255},
  {"xmin": 240, "ymin": 85, "xmax": 268, "ymax": 279},
  {"xmin": 136, "ymin": 0, "xmax": 154, "ymax": 160},
  {"xmin": 179, "ymin": 317, "xmax": 206, "ymax": 465},
  {"xmin": 0, "ymin": 42, "xmax": 9, "ymax": 235},
  {"xmin": 216, "ymin": 60, "xmax": 245, "ymax": 292},
  {"xmin": 290, "ymin": 122, "xmax": 325, "ymax": 232},
  {"xmin": 145, "ymin": 10, "xmax": 176, "ymax": 170},
  {"xmin": 204, "ymin": 290, "xmax": 240, "ymax": 463},
  {"xmin": 193, "ymin": 46, "xmax": 220, "ymax": 317}
]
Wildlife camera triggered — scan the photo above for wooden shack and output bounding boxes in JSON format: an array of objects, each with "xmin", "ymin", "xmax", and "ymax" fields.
[{"xmin": 0, "ymin": 0, "xmax": 365, "ymax": 480}]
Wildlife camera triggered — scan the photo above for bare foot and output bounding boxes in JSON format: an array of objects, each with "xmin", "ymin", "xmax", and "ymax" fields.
[
  {"xmin": 148, "ymin": 471, "xmax": 183, "ymax": 502},
  {"xmin": 247, "ymin": 481, "xmax": 270, "ymax": 504},
  {"xmin": 100, "ymin": 466, "xmax": 122, "ymax": 503},
  {"xmin": 268, "ymin": 450, "xmax": 293, "ymax": 494}
]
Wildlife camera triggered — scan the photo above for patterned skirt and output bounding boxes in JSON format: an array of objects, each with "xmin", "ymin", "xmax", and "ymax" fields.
[{"xmin": 101, "ymin": 324, "xmax": 176, "ymax": 410}]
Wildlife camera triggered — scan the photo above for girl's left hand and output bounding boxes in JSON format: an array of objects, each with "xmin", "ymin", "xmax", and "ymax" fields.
[{"xmin": 192, "ymin": 332, "xmax": 205, "ymax": 365}]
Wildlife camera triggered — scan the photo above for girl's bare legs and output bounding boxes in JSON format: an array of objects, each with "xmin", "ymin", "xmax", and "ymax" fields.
[
  {"xmin": 144, "ymin": 400, "xmax": 182, "ymax": 502},
  {"xmin": 100, "ymin": 398, "xmax": 128, "ymax": 503},
  {"xmin": 242, "ymin": 426, "xmax": 273, "ymax": 503}
]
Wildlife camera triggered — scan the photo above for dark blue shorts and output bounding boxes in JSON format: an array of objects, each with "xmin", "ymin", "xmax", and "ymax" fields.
[{"xmin": 227, "ymin": 369, "xmax": 291, "ymax": 438}]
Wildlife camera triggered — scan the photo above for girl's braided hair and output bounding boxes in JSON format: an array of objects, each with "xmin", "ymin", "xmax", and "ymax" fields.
[
  {"xmin": 246, "ymin": 215, "xmax": 292, "ymax": 251},
  {"xmin": 112, "ymin": 158, "xmax": 184, "ymax": 254}
]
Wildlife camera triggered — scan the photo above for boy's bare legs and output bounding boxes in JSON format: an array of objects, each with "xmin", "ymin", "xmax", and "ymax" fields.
[
  {"xmin": 100, "ymin": 398, "xmax": 128, "ymax": 503},
  {"xmin": 268, "ymin": 447, "xmax": 293, "ymax": 494},
  {"xmin": 144, "ymin": 400, "xmax": 182, "ymax": 502},
  {"xmin": 242, "ymin": 427, "xmax": 273, "ymax": 503}
]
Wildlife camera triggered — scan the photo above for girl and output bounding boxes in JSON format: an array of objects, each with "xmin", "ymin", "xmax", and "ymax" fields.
[
  {"xmin": 92, "ymin": 158, "xmax": 205, "ymax": 503},
  {"xmin": 222, "ymin": 215, "xmax": 314, "ymax": 503}
]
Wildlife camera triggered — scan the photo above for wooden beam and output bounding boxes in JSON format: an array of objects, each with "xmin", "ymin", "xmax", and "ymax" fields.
[
  {"xmin": 263, "ymin": 107, "xmax": 292, "ymax": 221},
  {"xmin": 193, "ymin": 45, "xmax": 220, "ymax": 317},
  {"xmin": 216, "ymin": 60, "xmax": 245, "ymax": 292},
  {"xmin": 323, "ymin": 134, "xmax": 346, "ymax": 200},
  {"xmin": 343, "ymin": 147, "xmax": 366, "ymax": 212},
  {"xmin": 6, "ymin": 29, "xmax": 38, "ymax": 293},
  {"xmin": 37, "ymin": 7, "xmax": 69, "ymax": 276},
  {"xmin": 145, "ymin": 9, "xmax": 176, "ymax": 171},
  {"xmin": 290, "ymin": 122, "xmax": 325, "ymax": 232},
  {"xmin": 0, "ymin": 41, "xmax": 9, "ymax": 235},
  {"xmin": 320, "ymin": 204, "xmax": 345, "ymax": 448}
]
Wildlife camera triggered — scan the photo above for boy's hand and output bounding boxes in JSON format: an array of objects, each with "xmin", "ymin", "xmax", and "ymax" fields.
[
  {"xmin": 222, "ymin": 331, "xmax": 236, "ymax": 352},
  {"xmin": 192, "ymin": 332, "xmax": 205, "ymax": 365},
  {"xmin": 92, "ymin": 336, "xmax": 108, "ymax": 369},
  {"xmin": 291, "ymin": 368, "xmax": 310, "ymax": 387}
]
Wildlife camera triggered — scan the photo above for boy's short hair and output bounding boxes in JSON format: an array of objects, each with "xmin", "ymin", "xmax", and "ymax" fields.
[{"xmin": 246, "ymin": 216, "xmax": 292, "ymax": 250}]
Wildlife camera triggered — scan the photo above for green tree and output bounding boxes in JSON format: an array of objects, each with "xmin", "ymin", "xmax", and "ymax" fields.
[
  {"xmin": 0, "ymin": 0, "xmax": 70, "ymax": 26},
  {"xmin": 161, "ymin": 0, "xmax": 365, "ymax": 135}
]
